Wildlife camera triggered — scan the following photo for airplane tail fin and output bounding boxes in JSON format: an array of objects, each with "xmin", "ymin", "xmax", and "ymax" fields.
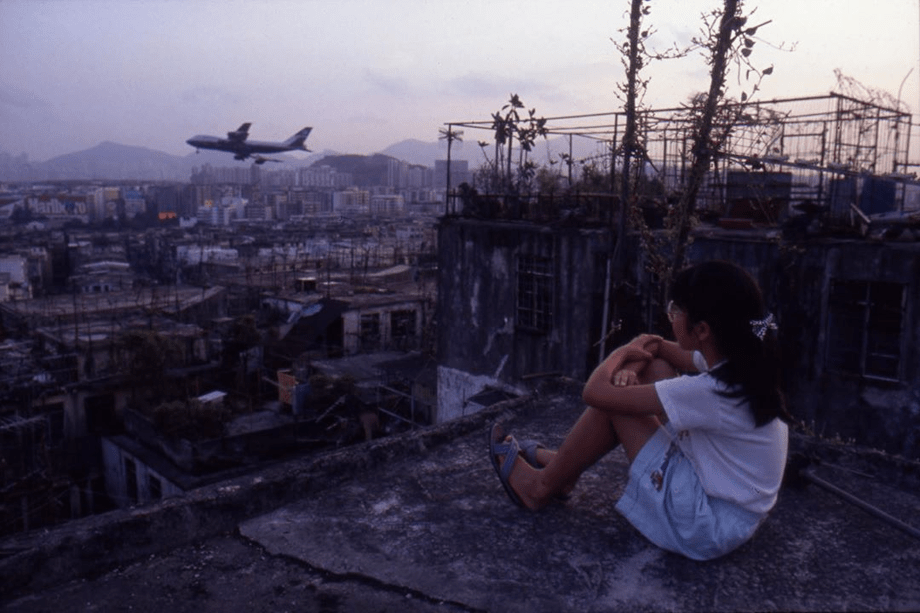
[{"xmin": 283, "ymin": 127, "xmax": 312, "ymax": 150}]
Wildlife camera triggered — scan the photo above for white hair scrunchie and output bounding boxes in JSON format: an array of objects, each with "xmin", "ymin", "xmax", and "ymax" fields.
[{"xmin": 750, "ymin": 313, "xmax": 778, "ymax": 340}]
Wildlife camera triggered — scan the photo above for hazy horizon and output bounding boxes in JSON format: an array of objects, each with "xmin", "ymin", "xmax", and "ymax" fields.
[{"xmin": 3, "ymin": 0, "xmax": 920, "ymax": 163}]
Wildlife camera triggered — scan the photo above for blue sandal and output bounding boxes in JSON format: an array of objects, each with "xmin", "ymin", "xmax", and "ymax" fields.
[
  {"xmin": 489, "ymin": 423, "xmax": 525, "ymax": 508},
  {"xmin": 518, "ymin": 439, "xmax": 547, "ymax": 467},
  {"xmin": 516, "ymin": 436, "xmax": 571, "ymax": 502}
]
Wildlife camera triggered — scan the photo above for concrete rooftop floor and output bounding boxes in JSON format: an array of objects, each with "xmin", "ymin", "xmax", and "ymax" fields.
[{"xmin": 2, "ymin": 385, "xmax": 920, "ymax": 612}]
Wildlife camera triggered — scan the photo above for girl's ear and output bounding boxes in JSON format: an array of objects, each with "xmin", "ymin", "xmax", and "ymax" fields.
[{"xmin": 694, "ymin": 320, "xmax": 711, "ymax": 343}]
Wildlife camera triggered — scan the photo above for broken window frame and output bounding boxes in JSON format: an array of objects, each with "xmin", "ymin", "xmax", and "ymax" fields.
[
  {"xmin": 148, "ymin": 474, "xmax": 162, "ymax": 501},
  {"xmin": 360, "ymin": 313, "xmax": 381, "ymax": 351},
  {"xmin": 516, "ymin": 254, "xmax": 554, "ymax": 333},
  {"xmin": 390, "ymin": 309, "xmax": 417, "ymax": 350},
  {"xmin": 824, "ymin": 279, "xmax": 905, "ymax": 382}
]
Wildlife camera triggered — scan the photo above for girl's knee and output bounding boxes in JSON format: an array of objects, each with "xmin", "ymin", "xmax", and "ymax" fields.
[{"xmin": 639, "ymin": 358, "xmax": 677, "ymax": 384}]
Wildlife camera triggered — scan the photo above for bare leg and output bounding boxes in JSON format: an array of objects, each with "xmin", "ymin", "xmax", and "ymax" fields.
[
  {"xmin": 500, "ymin": 405, "xmax": 619, "ymax": 509},
  {"xmin": 526, "ymin": 359, "xmax": 675, "ymax": 467},
  {"xmin": 496, "ymin": 358, "xmax": 678, "ymax": 509},
  {"xmin": 606, "ymin": 357, "xmax": 677, "ymax": 460},
  {"xmin": 635, "ymin": 357, "xmax": 678, "ymax": 386},
  {"xmin": 538, "ymin": 405, "xmax": 621, "ymax": 493},
  {"xmin": 541, "ymin": 357, "xmax": 676, "ymax": 465}
]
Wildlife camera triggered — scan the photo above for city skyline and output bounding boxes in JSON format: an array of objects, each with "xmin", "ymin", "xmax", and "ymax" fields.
[{"xmin": 2, "ymin": 0, "xmax": 920, "ymax": 162}]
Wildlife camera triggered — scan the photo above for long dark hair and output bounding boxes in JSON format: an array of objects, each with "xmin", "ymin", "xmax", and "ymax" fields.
[{"xmin": 670, "ymin": 260, "xmax": 790, "ymax": 427}]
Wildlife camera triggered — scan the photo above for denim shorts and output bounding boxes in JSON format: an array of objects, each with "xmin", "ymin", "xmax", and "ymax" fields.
[{"xmin": 615, "ymin": 425, "xmax": 765, "ymax": 561}]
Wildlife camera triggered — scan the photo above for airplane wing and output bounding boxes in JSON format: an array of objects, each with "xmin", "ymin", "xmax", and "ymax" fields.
[{"xmin": 227, "ymin": 123, "xmax": 252, "ymax": 142}]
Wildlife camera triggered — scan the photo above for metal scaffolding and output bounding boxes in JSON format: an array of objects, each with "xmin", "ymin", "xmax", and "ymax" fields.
[{"xmin": 449, "ymin": 93, "xmax": 917, "ymax": 223}]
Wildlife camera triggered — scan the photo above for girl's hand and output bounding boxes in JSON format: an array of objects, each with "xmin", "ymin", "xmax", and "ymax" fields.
[
  {"xmin": 613, "ymin": 369, "xmax": 639, "ymax": 387},
  {"xmin": 620, "ymin": 344, "xmax": 654, "ymax": 365},
  {"xmin": 607, "ymin": 335, "xmax": 661, "ymax": 381},
  {"xmin": 628, "ymin": 334, "xmax": 663, "ymax": 356}
]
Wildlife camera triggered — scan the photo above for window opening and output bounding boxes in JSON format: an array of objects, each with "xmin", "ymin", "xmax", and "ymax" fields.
[
  {"xmin": 390, "ymin": 309, "xmax": 417, "ymax": 350},
  {"xmin": 826, "ymin": 279, "xmax": 904, "ymax": 381},
  {"xmin": 517, "ymin": 255, "xmax": 554, "ymax": 332},
  {"xmin": 360, "ymin": 313, "xmax": 381, "ymax": 351}
]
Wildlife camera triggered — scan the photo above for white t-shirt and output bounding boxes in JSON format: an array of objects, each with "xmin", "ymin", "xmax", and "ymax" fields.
[{"xmin": 654, "ymin": 354, "xmax": 788, "ymax": 515}]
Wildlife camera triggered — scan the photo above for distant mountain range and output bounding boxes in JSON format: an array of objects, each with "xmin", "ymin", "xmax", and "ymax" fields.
[{"xmin": 0, "ymin": 135, "xmax": 603, "ymax": 183}]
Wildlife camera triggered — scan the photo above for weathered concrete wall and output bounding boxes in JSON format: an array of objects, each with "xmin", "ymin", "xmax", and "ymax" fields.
[
  {"xmin": 435, "ymin": 364, "xmax": 525, "ymax": 423},
  {"xmin": 341, "ymin": 298, "xmax": 424, "ymax": 354},
  {"xmin": 101, "ymin": 437, "xmax": 184, "ymax": 508},
  {"xmin": 438, "ymin": 217, "xmax": 920, "ymax": 457},
  {"xmin": 437, "ymin": 218, "xmax": 613, "ymax": 397},
  {"xmin": 438, "ymin": 215, "xmax": 920, "ymax": 457}
]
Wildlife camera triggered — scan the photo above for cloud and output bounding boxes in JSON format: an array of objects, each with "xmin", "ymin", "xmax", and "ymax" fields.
[{"xmin": 363, "ymin": 70, "xmax": 413, "ymax": 98}]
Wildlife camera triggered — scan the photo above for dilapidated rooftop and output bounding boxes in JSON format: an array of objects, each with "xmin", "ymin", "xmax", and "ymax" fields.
[{"xmin": 3, "ymin": 388, "xmax": 919, "ymax": 612}]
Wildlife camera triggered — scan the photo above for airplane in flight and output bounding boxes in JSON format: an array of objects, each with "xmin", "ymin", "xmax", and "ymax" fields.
[{"xmin": 186, "ymin": 123, "xmax": 312, "ymax": 164}]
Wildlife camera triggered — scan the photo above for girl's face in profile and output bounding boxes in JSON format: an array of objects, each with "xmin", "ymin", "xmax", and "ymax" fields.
[{"xmin": 667, "ymin": 301, "xmax": 696, "ymax": 351}]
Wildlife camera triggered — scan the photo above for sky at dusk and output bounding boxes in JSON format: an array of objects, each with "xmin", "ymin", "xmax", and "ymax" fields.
[{"xmin": 2, "ymin": 0, "xmax": 919, "ymax": 162}]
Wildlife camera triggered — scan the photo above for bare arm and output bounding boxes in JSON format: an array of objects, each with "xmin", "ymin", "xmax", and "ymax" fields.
[
  {"xmin": 608, "ymin": 335, "xmax": 697, "ymax": 388},
  {"xmin": 582, "ymin": 338, "xmax": 664, "ymax": 416},
  {"xmin": 655, "ymin": 339, "xmax": 698, "ymax": 373},
  {"xmin": 615, "ymin": 334, "xmax": 663, "ymax": 375}
]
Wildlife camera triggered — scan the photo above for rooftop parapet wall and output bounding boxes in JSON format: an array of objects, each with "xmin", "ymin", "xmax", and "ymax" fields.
[{"xmin": 0, "ymin": 396, "xmax": 527, "ymax": 603}]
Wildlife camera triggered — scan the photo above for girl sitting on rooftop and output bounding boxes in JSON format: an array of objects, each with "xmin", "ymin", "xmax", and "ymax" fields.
[{"xmin": 489, "ymin": 260, "xmax": 791, "ymax": 560}]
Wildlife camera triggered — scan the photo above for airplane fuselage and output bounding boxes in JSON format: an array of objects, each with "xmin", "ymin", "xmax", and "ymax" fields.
[
  {"xmin": 186, "ymin": 125, "xmax": 312, "ymax": 163},
  {"xmin": 186, "ymin": 136, "xmax": 299, "ymax": 155}
]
